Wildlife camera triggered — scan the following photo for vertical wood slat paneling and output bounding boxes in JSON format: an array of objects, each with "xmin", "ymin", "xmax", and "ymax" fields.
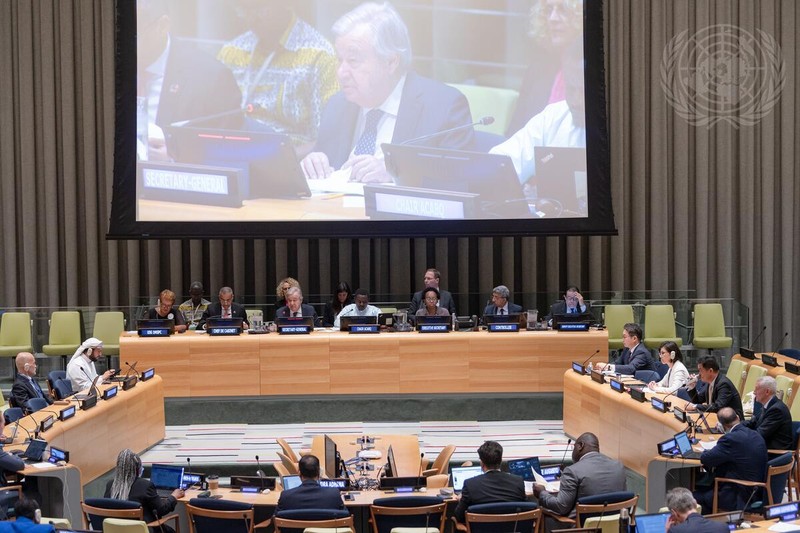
[{"xmin": 0, "ymin": 1, "xmax": 799, "ymax": 347}]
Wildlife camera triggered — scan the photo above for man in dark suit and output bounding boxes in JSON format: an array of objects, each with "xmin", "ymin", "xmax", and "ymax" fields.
[
  {"xmin": 10, "ymin": 352, "xmax": 53, "ymax": 409},
  {"xmin": 198, "ymin": 287, "xmax": 250, "ymax": 330},
  {"xmin": 595, "ymin": 323, "xmax": 656, "ymax": 375},
  {"xmin": 483, "ymin": 285, "xmax": 523, "ymax": 317},
  {"xmin": 454, "ymin": 441, "xmax": 526, "ymax": 523},
  {"xmin": 665, "ymin": 487, "xmax": 728, "ymax": 533},
  {"xmin": 687, "ymin": 355, "xmax": 745, "ymax": 421},
  {"xmin": 534, "ymin": 432, "xmax": 626, "ymax": 531},
  {"xmin": 408, "ymin": 268, "xmax": 457, "ymax": 316},
  {"xmin": 695, "ymin": 407, "xmax": 768, "ymax": 514},
  {"xmin": 275, "ymin": 287, "xmax": 321, "ymax": 327},
  {"xmin": 546, "ymin": 285, "xmax": 588, "ymax": 320},
  {"xmin": 744, "ymin": 375, "xmax": 793, "ymax": 452},
  {"xmin": 300, "ymin": 2, "xmax": 474, "ymax": 183},
  {"xmin": 275, "ymin": 455, "xmax": 345, "ymax": 513}
]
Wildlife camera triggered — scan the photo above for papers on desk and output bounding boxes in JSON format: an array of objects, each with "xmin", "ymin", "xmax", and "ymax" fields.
[
  {"xmin": 29, "ymin": 462, "xmax": 56, "ymax": 469},
  {"xmin": 699, "ymin": 440, "xmax": 717, "ymax": 451},
  {"xmin": 532, "ymin": 469, "xmax": 560, "ymax": 492},
  {"xmin": 307, "ymin": 168, "xmax": 365, "ymax": 196},
  {"xmin": 768, "ymin": 522, "xmax": 800, "ymax": 532}
]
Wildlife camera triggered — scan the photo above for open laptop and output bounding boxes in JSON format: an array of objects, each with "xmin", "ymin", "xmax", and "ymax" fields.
[
  {"xmin": 634, "ymin": 512, "xmax": 670, "ymax": 533},
  {"xmin": 673, "ymin": 431, "xmax": 702, "ymax": 459},
  {"xmin": 281, "ymin": 474, "xmax": 302, "ymax": 491},
  {"xmin": 163, "ymin": 126, "xmax": 310, "ymax": 199},
  {"xmin": 532, "ymin": 146, "xmax": 587, "ymax": 216},
  {"xmin": 382, "ymin": 144, "xmax": 531, "ymax": 219},
  {"xmin": 74, "ymin": 374, "xmax": 101, "ymax": 401},
  {"xmin": 339, "ymin": 315, "xmax": 378, "ymax": 331},
  {"xmin": 451, "ymin": 465, "xmax": 483, "ymax": 493},
  {"xmin": 150, "ymin": 464, "xmax": 185, "ymax": 497},
  {"xmin": 21, "ymin": 438, "xmax": 48, "ymax": 462}
]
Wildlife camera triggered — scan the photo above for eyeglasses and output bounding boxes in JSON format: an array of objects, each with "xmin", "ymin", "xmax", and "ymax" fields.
[{"xmin": 424, "ymin": 297, "xmax": 438, "ymax": 302}]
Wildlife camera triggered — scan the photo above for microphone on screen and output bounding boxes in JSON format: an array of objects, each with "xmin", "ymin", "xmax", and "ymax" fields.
[{"xmin": 399, "ymin": 117, "xmax": 494, "ymax": 147}]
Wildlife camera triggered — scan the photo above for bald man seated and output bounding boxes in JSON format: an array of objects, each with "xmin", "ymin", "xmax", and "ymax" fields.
[{"xmin": 10, "ymin": 352, "xmax": 53, "ymax": 410}]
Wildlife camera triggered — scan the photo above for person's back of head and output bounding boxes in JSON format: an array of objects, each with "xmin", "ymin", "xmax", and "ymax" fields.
[
  {"xmin": 14, "ymin": 496, "xmax": 42, "ymax": 523},
  {"xmin": 572, "ymin": 432, "xmax": 599, "ymax": 462},
  {"xmin": 477, "ymin": 440, "xmax": 503, "ymax": 470},
  {"xmin": 665, "ymin": 487, "xmax": 697, "ymax": 515},
  {"xmin": 299, "ymin": 454, "xmax": 321, "ymax": 480}
]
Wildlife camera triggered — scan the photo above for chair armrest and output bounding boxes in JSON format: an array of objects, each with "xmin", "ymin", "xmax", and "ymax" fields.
[
  {"xmin": 450, "ymin": 516, "xmax": 467, "ymax": 532},
  {"xmin": 422, "ymin": 468, "xmax": 437, "ymax": 477},
  {"xmin": 254, "ymin": 517, "xmax": 272, "ymax": 530},
  {"xmin": 714, "ymin": 477, "xmax": 766, "ymax": 489},
  {"xmin": 540, "ymin": 508, "xmax": 576, "ymax": 525},
  {"xmin": 148, "ymin": 512, "xmax": 181, "ymax": 533}
]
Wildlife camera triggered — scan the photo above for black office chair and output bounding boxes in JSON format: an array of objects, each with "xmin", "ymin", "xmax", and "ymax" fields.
[
  {"xmin": 23, "ymin": 397, "xmax": 49, "ymax": 414},
  {"xmin": 634, "ymin": 370, "xmax": 661, "ymax": 383},
  {"xmin": 370, "ymin": 496, "xmax": 446, "ymax": 533},
  {"xmin": 465, "ymin": 502, "xmax": 541, "ymax": 533},
  {"xmin": 273, "ymin": 508, "xmax": 352, "ymax": 533}
]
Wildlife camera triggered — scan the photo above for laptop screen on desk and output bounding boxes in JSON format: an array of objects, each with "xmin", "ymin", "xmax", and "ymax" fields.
[
  {"xmin": 635, "ymin": 512, "xmax": 670, "ymax": 533},
  {"xmin": 150, "ymin": 464, "xmax": 185, "ymax": 490},
  {"xmin": 451, "ymin": 466, "xmax": 482, "ymax": 492}
]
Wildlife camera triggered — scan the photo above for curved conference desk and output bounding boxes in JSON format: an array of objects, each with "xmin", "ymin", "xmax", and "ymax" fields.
[{"xmin": 120, "ymin": 328, "xmax": 608, "ymax": 398}]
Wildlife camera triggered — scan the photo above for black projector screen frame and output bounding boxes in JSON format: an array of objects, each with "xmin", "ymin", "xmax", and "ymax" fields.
[{"xmin": 109, "ymin": 0, "xmax": 616, "ymax": 239}]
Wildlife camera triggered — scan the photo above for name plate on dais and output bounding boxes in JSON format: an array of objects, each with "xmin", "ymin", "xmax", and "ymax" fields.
[
  {"xmin": 418, "ymin": 324, "xmax": 450, "ymax": 333},
  {"xmin": 349, "ymin": 325, "xmax": 380, "ymax": 334},
  {"xmin": 207, "ymin": 326, "xmax": 242, "ymax": 336},
  {"xmin": 278, "ymin": 325, "xmax": 312, "ymax": 335},
  {"xmin": 138, "ymin": 328, "xmax": 170, "ymax": 337},
  {"xmin": 488, "ymin": 323, "xmax": 519, "ymax": 332}
]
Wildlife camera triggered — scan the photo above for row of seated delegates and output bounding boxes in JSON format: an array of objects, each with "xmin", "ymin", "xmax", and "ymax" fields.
[
  {"xmin": 664, "ymin": 487, "xmax": 729, "ymax": 533},
  {"xmin": 483, "ymin": 285, "xmax": 523, "ymax": 316},
  {"xmin": 145, "ymin": 289, "xmax": 187, "ymax": 332},
  {"xmin": 275, "ymin": 287, "xmax": 321, "ymax": 327},
  {"xmin": 324, "ymin": 282, "xmax": 353, "ymax": 327},
  {"xmin": 178, "ymin": 281, "xmax": 211, "ymax": 330},
  {"xmin": 300, "ymin": 3, "xmax": 475, "ymax": 184},
  {"xmin": 66, "ymin": 338, "xmax": 114, "ymax": 392},
  {"xmin": 407, "ymin": 269, "xmax": 457, "ymax": 316},
  {"xmin": 533, "ymin": 433, "xmax": 626, "ymax": 533},
  {"xmin": 106, "ymin": 449, "xmax": 183, "ymax": 533},
  {"xmin": 0, "ymin": 497, "xmax": 52, "ymax": 532},
  {"xmin": 275, "ymin": 455, "xmax": 345, "ymax": 513},
  {"xmin": 333, "ymin": 288, "xmax": 380, "ymax": 328},
  {"xmin": 197, "ymin": 286, "xmax": 250, "ymax": 331},
  {"xmin": 9, "ymin": 353, "xmax": 53, "ymax": 410}
]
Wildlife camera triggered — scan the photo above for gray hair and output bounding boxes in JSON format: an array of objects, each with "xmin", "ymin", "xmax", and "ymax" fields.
[
  {"xmin": 332, "ymin": 2, "xmax": 412, "ymax": 70},
  {"xmin": 665, "ymin": 487, "xmax": 696, "ymax": 514},
  {"xmin": 492, "ymin": 285, "xmax": 510, "ymax": 299},
  {"xmin": 756, "ymin": 375, "xmax": 777, "ymax": 395},
  {"xmin": 286, "ymin": 286, "xmax": 304, "ymax": 300},
  {"xmin": 219, "ymin": 286, "xmax": 233, "ymax": 296}
]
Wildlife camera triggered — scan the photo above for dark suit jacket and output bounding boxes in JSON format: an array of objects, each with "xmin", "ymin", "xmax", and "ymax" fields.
[
  {"xmin": 274, "ymin": 479, "xmax": 345, "ymax": 513},
  {"xmin": 668, "ymin": 512, "xmax": 729, "ymax": 533},
  {"xmin": 0, "ymin": 447, "xmax": 25, "ymax": 487},
  {"xmin": 454, "ymin": 470, "xmax": 526, "ymax": 522},
  {"xmin": 275, "ymin": 304, "xmax": 321, "ymax": 327},
  {"xmin": 198, "ymin": 302, "xmax": 249, "ymax": 330},
  {"xmin": 105, "ymin": 477, "xmax": 178, "ymax": 524},
  {"xmin": 547, "ymin": 300, "xmax": 588, "ymax": 319},
  {"xmin": 688, "ymin": 374, "xmax": 745, "ymax": 421},
  {"xmin": 699, "ymin": 424, "xmax": 768, "ymax": 512},
  {"xmin": 10, "ymin": 374, "xmax": 53, "ymax": 409},
  {"xmin": 611, "ymin": 343, "xmax": 656, "ymax": 375},
  {"xmin": 408, "ymin": 289, "xmax": 457, "ymax": 316},
  {"xmin": 483, "ymin": 302, "xmax": 523, "ymax": 316},
  {"xmin": 313, "ymin": 71, "xmax": 475, "ymax": 169},
  {"xmin": 538, "ymin": 451, "xmax": 626, "ymax": 517},
  {"xmin": 744, "ymin": 396, "xmax": 793, "ymax": 451}
]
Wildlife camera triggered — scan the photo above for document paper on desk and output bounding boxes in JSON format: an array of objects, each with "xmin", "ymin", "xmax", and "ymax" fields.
[
  {"xmin": 307, "ymin": 168, "xmax": 365, "ymax": 196},
  {"xmin": 699, "ymin": 440, "xmax": 718, "ymax": 451},
  {"xmin": 768, "ymin": 522, "xmax": 800, "ymax": 532},
  {"xmin": 532, "ymin": 469, "xmax": 559, "ymax": 492}
]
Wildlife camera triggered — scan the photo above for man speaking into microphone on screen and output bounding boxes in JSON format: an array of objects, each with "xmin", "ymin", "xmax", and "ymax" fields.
[{"xmin": 300, "ymin": 1, "xmax": 475, "ymax": 184}]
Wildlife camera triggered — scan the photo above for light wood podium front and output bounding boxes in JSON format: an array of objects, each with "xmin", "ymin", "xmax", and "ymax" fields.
[{"xmin": 120, "ymin": 329, "xmax": 608, "ymax": 398}]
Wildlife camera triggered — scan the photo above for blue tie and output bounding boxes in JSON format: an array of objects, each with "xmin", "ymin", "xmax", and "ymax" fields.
[
  {"xmin": 31, "ymin": 378, "xmax": 43, "ymax": 398},
  {"xmin": 354, "ymin": 109, "xmax": 384, "ymax": 156}
]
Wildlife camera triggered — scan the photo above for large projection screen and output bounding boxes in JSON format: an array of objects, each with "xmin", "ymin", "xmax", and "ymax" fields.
[{"xmin": 109, "ymin": 0, "xmax": 616, "ymax": 239}]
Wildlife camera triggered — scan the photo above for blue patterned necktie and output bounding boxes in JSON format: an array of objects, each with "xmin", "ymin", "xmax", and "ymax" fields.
[{"xmin": 353, "ymin": 109, "xmax": 384, "ymax": 156}]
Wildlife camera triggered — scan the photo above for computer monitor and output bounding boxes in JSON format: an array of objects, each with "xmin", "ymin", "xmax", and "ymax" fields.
[
  {"xmin": 506, "ymin": 456, "xmax": 542, "ymax": 481},
  {"xmin": 324, "ymin": 435, "xmax": 338, "ymax": 479},
  {"xmin": 150, "ymin": 464, "xmax": 185, "ymax": 490},
  {"xmin": 281, "ymin": 474, "xmax": 302, "ymax": 490},
  {"xmin": 634, "ymin": 512, "xmax": 670, "ymax": 533},
  {"xmin": 386, "ymin": 445, "xmax": 399, "ymax": 478},
  {"xmin": 339, "ymin": 315, "xmax": 378, "ymax": 331}
]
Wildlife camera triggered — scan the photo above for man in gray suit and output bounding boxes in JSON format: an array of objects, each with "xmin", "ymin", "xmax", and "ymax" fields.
[{"xmin": 534, "ymin": 432, "xmax": 626, "ymax": 532}]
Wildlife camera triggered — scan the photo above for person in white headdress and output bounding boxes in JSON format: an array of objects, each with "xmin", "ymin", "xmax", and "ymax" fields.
[{"xmin": 66, "ymin": 337, "xmax": 115, "ymax": 391}]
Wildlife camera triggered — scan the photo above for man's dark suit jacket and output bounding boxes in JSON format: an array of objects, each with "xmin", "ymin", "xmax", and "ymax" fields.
[
  {"xmin": 274, "ymin": 304, "xmax": 321, "ymax": 327},
  {"xmin": 198, "ymin": 302, "xmax": 249, "ymax": 330},
  {"xmin": 611, "ymin": 343, "xmax": 656, "ymax": 375},
  {"xmin": 483, "ymin": 302, "xmax": 523, "ymax": 316},
  {"xmin": 313, "ymin": 71, "xmax": 475, "ymax": 169},
  {"xmin": 744, "ymin": 396, "xmax": 793, "ymax": 451},
  {"xmin": 408, "ymin": 289, "xmax": 457, "ymax": 316},
  {"xmin": 10, "ymin": 374, "xmax": 53, "ymax": 409},
  {"xmin": 688, "ymin": 374, "xmax": 745, "ymax": 421},
  {"xmin": 668, "ymin": 512, "xmax": 729, "ymax": 533},
  {"xmin": 546, "ymin": 300, "xmax": 588, "ymax": 320},
  {"xmin": 454, "ymin": 470, "xmax": 526, "ymax": 522},
  {"xmin": 697, "ymin": 424, "xmax": 768, "ymax": 513},
  {"xmin": 274, "ymin": 479, "xmax": 345, "ymax": 513},
  {"xmin": 105, "ymin": 477, "xmax": 178, "ymax": 525}
]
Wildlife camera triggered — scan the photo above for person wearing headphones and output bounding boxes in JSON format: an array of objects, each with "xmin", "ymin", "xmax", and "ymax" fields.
[
  {"xmin": 10, "ymin": 352, "xmax": 54, "ymax": 409},
  {"xmin": 0, "ymin": 497, "xmax": 54, "ymax": 531},
  {"xmin": 66, "ymin": 337, "xmax": 115, "ymax": 392},
  {"xmin": 646, "ymin": 341, "xmax": 689, "ymax": 393}
]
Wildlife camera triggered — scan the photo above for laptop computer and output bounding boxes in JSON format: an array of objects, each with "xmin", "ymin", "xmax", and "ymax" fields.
[
  {"xmin": 382, "ymin": 144, "xmax": 531, "ymax": 219},
  {"xmin": 532, "ymin": 146, "xmax": 587, "ymax": 216},
  {"xmin": 673, "ymin": 431, "xmax": 702, "ymax": 459},
  {"xmin": 163, "ymin": 126, "xmax": 310, "ymax": 199},
  {"xmin": 281, "ymin": 474, "xmax": 302, "ymax": 491},
  {"xmin": 137, "ymin": 318, "xmax": 175, "ymax": 335},
  {"xmin": 634, "ymin": 512, "xmax": 670, "ymax": 533},
  {"xmin": 21, "ymin": 438, "xmax": 48, "ymax": 462},
  {"xmin": 74, "ymin": 374, "xmax": 101, "ymax": 401},
  {"xmin": 339, "ymin": 315, "xmax": 378, "ymax": 331},
  {"xmin": 150, "ymin": 464, "xmax": 186, "ymax": 497},
  {"xmin": 451, "ymin": 465, "xmax": 483, "ymax": 493}
]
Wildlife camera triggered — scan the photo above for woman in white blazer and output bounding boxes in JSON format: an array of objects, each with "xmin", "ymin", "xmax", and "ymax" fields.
[{"xmin": 648, "ymin": 341, "xmax": 689, "ymax": 393}]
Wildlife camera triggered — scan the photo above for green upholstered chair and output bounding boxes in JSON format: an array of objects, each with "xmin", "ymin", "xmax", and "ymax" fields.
[
  {"xmin": 448, "ymin": 83, "xmax": 519, "ymax": 136},
  {"xmin": 42, "ymin": 311, "xmax": 82, "ymax": 369},
  {"xmin": 741, "ymin": 365, "xmax": 768, "ymax": 409},
  {"xmin": 692, "ymin": 303, "xmax": 733, "ymax": 351},
  {"xmin": 92, "ymin": 311, "xmax": 125, "ymax": 367},
  {"xmin": 643, "ymin": 305, "xmax": 682, "ymax": 349},
  {"xmin": 725, "ymin": 359, "xmax": 748, "ymax": 394},
  {"xmin": 0, "ymin": 312, "xmax": 34, "ymax": 357},
  {"xmin": 602, "ymin": 305, "xmax": 634, "ymax": 350}
]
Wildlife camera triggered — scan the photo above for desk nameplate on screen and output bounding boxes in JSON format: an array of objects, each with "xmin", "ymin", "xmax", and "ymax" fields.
[
  {"xmin": 418, "ymin": 324, "xmax": 450, "ymax": 333},
  {"xmin": 349, "ymin": 325, "xmax": 380, "ymax": 334},
  {"xmin": 488, "ymin": 323, "xmax": 519, "ymax": 332},
  {"xmin": 278, "ymin": 325, "xmax": 312, "ymax": 335},
  {"xmin": 137, "ymin": 161, "xmax": 243, "ymax": 207},
  {"xmin": 363, "ymin": 184, "xmax": 478, "ymax": 220},
  {"xmin": 141, "ymin": 368, "xmax": 155, "ymax": 381}
]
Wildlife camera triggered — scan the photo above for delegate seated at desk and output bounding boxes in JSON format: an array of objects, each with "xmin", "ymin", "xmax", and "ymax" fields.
[
  {"xmin": 275, "ymin": 287, "xmax": 321, "ymax": 326},
  {"xmin": 275, "ymin": 455, "xmax": 345, "ymax": 513},
  {"xmin": 145, "ymin": 289, "xmax": 187, "ymax": 333},
  {"xmin": 66, "ymin": 337, "xmax": 115, "ymax": 391},
  {"xmin": 0, "ymin": 498, "xmax": 54, "ymax": 532},
  {"xmin": 198, "ymin": 286, "xmax": 250, "ymax": 330},
  {"xmin": 594, "ymin": 323, "xmax": 656, "ymax": 375},
  {"xmin": 685, "ymin": 355, "xmax": 744, "ymax": 421},
  {"xmin": 743, "ymin": 375, "xmax": 793, "ymax": 452},
  {"xmin": 408, "ymin": 268, "xmax": 457, "ymax": 316},
  {"xmin": 665, "ymin": 487, "xmax": 729, "ymax": 533},
  {"xmin": 415, "ymin": 287, "xmax": 450, "ymax": 318},
  {"xmin": 334, "ymin": 288, "xmax": 380, "ymax": 328},
  {"xmin": 10, "ymin": 352, "xmax": 53, "ymax": 409},
  {"xmin": 483, "ymin": 285, "xmax": 522, "ymax": 316}
]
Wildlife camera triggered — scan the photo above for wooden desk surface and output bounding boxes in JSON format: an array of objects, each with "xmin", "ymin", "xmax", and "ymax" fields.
[
  {"xmin": 120, "ymin": 329, "xmax": 608, "ymax": 398},
  {"xmin": 3, "ymin": 376, "xmax": 166, "ymax": 483},
  {"xmin": 310, "ymin": 434, "xmax": 421, "ymax": 479}
]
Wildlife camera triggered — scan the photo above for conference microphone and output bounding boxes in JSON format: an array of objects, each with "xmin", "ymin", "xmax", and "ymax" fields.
[
  {"xmin": 577, "ymin": 350, "xmax": 600, "ymax": 374},
  {"xmin": 185, "ymin": 457, "xmax": 194, "ymax": 488},
  {"xmin": 556, "ymin": 439, "xmax": 572, "ymax": 478},
  {"xmin": 770, "ymin": 332, "xmax": 790, "ymax": 359},
  {"xmin": 398, "ymin": 116, "xmax": 495, "ymax": 147},
  {"xmin": 749, "ymin": 325, "xmax": 767, "ymax": 350},
  {"xmin": 417, "ymin": 452, "xmax": 425, "ymax": 479},
  {"xmin": 661, "ymin": 388, "xmax": 681, "ymax": 411},
  {"xmin": 255, "ymin": 455, "xmax": 266, "ymax": 491},
  {"xmin": 80, "ymin": 367, "xmax": 100, "ymax": 397},
  {"xmin": 124, "ymin": 361, "xmax": 140, "ymax": 378}
]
